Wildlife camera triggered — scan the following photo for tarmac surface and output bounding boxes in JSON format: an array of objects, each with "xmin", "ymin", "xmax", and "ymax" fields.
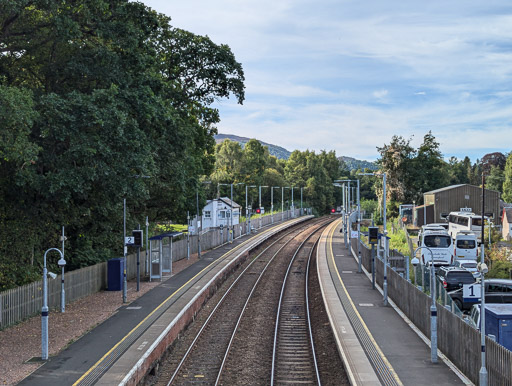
[
  {"xmin": 324, "ymin": 217, "xmax": 471, "ymax": 385},
  {"xmin": 19, "ymin": 219, "xmax": 296, "ymax": 386},
  {"xmin": 19, "ymin": 215, "xmax": 473, "ymax": 385}
]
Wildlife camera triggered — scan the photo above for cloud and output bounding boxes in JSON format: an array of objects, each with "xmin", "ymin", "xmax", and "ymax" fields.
[
  {"xmin": 144, "ymin": 0, "xmax": 512, "ymax": 162},
  {"xmin": 373, "ymin": 90, "xmax": 389, "ymax": 100}
]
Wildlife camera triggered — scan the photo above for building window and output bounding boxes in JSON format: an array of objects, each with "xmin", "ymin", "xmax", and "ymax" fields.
[
  {"xmin": 204, "ymin": 211, "xmax": 211, "ymax": 218},
  {"xmin": 218, "ymin": 211, "xmax": 226, "ymax": 219}
]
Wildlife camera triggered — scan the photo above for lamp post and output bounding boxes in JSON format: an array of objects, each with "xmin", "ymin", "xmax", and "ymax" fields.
[
  {"xmin": 300, "ymin": 187, "xmax": 303, "ymax": 216},
  {"xmin": 145, "ymin": 216, "xmax": 149, "ymax": 275},
  {"xmin": 291, "ymin": 186, "xmax": 295, "ymax": 218},
  {"xmin": 59, "ymin": 226, "xmax": 67, "ymax": 313},
  {"xmin": 187, "ymin": 212, "xmax": 190, "ymax": 259},
  {"xmin": 232, "ymin": 183, "xmax": 245, "ymax": 239},
  {"xmin": 411, "ymin": 246, "xmax": 437, "ymax": 363},
  {"xmin": 246, "ymin": 185, "xmax": 256, "ymax": 234},
  {"xmin": 258, "ymin": 185, "xmax": 269, "ymax": 229},
  {"xmin": 196, "ymin": 180, "xmax": 211, "ymax": 259},
  {"xmin": 218, "ymin": 183, "xmax": 233, "ymax": 242},
  {"xmin": 281, "ymin": 187, "xmax": 285, "ymax": 221},
  {"xmin": 282, "ymin": 187, "xmax": 291, "ymax": 220},
  {"xmin": 123, "ymin": 198, "xmax": 127, "ymax": 303},
  {"xmin": 42, "ymin": 248, "xmax": 63, "ymax": 361},
  {"xmin": 479, "ymin": 174, "xmax": 488, "ymax": 386},
  {"xmin": 230, "ymin": 184, "xmax": 233, "ymax": 242},
  {"xmin": 358, "ymin": 172, "xmax": 387, "ymax": 304},
  {"xmin": 271, "ymin": 186, "xmax": 281, "ymax": 224},
  {"xmin": 336, "ymin": 179, "xmax": 362, "ymax": 273}
]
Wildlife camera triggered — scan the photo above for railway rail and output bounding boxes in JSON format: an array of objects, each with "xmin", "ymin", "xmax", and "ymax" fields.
[
  {"xmin": 150, "ymin": 217, "xmax": 336, "ymax": 385},
  {"xmin": 271, "ymin": 231, "xmax": 321, "ymax": 385}
]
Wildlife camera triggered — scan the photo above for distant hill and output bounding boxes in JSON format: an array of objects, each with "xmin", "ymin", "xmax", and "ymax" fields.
[
  {"xmin": 339, "ymin": 156, "xmax": 378, "ymax": 171},
  {"xmin": 214, "ymin": 134, "xmax": 292, "ymax": 160},
  {"xmin": 214, "ymin": 133, "xmax": 378, "ymax": 170}
]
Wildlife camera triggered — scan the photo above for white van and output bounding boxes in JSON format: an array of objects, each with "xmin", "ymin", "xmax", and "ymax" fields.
[
  {"xmin": 454, "ymin": 231, "xmax": 478, "ymax": 260},
  {"xmin": 418, "ymin": 229, "xmax": 454, "ymax": 266}
]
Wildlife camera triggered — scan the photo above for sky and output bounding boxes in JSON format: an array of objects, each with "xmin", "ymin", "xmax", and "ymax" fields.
[{"xmin": 142, "ymin": 0, "xmax": 512, "ymax": 162}]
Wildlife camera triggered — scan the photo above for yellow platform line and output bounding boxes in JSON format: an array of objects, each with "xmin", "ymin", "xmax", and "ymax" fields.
[{"xmin": 326, "ymin": 220, "xmax": 402, "ymax": 385}]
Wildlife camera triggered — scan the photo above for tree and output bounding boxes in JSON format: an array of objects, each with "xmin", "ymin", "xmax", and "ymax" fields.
[
  {"xmin": 213, "ymin": 140, "xmax": 244, "ymax": 180},
  {"xmin": 376, "ymin": 135, "xmax": 415, "ymax": 202},
  {"xmin": 411, "ymin": 131, "xmax": 449, "ymax": 201},
  {"xmin": 503, "ymin": 153, "xmax": 512, "ymax": 203},
  {"xmin": 481, "ymin": 152, "xmax": 507, "ymax": 175},
  {"xmin": 0, "ymin": 0, "xmax": 246, "ymax": 286},
  {"xmin": 486, "ymin": 166, "xmax": 505, "ymax": 193},
  {"xmin": 242, "ymin": 139, "xmax": 268, "ymax": 184}
]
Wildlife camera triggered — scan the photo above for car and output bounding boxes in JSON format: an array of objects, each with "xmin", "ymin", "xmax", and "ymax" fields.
[
  {"xmin": 436, "ymin": 266, "xmax": 475, "ymax": 292},
  {"xmin": 452, "ymin": 259, "xmax": 480, "ymax": 278},
  {"xmin": 449, "ymin": 278, "xmax": 512, "ymax": 311}
]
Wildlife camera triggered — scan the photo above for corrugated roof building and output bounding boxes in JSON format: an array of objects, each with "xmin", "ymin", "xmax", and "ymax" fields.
[{"xmin": 423, "ymin": 184, "xmax": 501, "ymax": 224}]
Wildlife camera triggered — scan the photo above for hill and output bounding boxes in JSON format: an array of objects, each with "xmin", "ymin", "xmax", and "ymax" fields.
[
  {"xmin": 339, "ymin": 156, "xmax": 379, "ymax": 171},
  {"xmin": 214, "ymin": 134, "xmax": 292, "ymax": 160},
  {"xmin": 214, "ymin": 133, "xmax": 378, "ymax": 170}
]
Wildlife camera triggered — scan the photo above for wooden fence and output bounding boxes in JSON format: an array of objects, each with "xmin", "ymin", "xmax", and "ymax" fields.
[
  {"xmin": 0, "ymin": 208, "xmax": 304, "ymax": 329},
  {"xmin": 352, "ymin": 238, "xmax": 512, "ymax": 385}
]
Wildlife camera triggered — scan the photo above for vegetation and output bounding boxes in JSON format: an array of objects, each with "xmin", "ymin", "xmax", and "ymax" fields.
[
  {"xmin": 1, "ymin": 2, "xmax": 511, "ymax": 292},
  {"xmin": 0, "ymin": 0, "xmax": 244, "ymax": 290}
]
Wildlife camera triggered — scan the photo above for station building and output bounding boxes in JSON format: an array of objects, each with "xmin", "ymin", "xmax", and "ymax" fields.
[{"xmin": 192, "ymin": 197, "xmax": 242, "ymax": 231}]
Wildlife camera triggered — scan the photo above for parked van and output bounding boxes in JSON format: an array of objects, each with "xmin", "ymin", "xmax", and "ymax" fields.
[
  {"xmin": 454, "ymin": 231, "xmax": 478, "ymax": 260},
  {"xmin": 418, "ymin": 229, "xmax": 453, "ymax": 266}
]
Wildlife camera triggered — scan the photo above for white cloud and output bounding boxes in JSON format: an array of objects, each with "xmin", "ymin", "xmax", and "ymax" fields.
[
  {"xmin": 373, "ymin": 90, "xmax": 389, "ymax": 100},
  {"xmin": 143, "ymin": 0, "xmax": 512, "ymax": 161}
]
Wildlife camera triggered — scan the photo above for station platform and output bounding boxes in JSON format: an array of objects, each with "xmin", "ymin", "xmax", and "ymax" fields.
[
  {"xmin": 19, "ymin": 216, "xmax": 312, "ymax": 386},
  {"xmin": 317, "ymin": 217, "xmax": 472, "ymax": 386}
]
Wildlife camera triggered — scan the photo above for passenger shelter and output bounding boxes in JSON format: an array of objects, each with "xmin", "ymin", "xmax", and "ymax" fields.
[
  {"xmin": 422, "ymin": 184, "xmax": 500, "ymax": 225},
  {"xmin": 148, "ymin": 231, "xmax": 182, "ymax": 281}
]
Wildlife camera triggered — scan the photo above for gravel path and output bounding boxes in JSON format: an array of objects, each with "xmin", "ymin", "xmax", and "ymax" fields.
[{"xmin": 0, "ymin": 255, "xmax": 199, "ymax": 386}]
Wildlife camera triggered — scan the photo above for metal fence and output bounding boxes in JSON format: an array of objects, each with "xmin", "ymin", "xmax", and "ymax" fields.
[
  {"xmin": 351, "ymin": 237, "xmax": 512, "ymax": 385},
  {"xmin": 0, "ymin": 208, "xmax": 305, "ymax": 329}
]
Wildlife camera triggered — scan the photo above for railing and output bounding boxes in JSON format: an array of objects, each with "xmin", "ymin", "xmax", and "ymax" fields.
[
  {"xmin": 351, "ymin": 237, "xmax": 512, "ymax": 385},
  {"xmin": 0, "ymin": 208, "xmax": 306, "ymax": 329}
]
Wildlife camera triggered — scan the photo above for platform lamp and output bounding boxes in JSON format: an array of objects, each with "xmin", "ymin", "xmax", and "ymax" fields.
[
  {"xmin": 42, "ymin": 248, "xmax": 63, "ymax": 361},
  {"xmin": 411, "ymin": 247, "xmax": 437, "ymax": 364},
  {"xmin": 358, "ymin": 173, "xmax": 387, "ymax": 304}
]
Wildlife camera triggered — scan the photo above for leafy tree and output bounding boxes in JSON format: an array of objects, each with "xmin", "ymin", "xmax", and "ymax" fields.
[
  {"xmin": 446, "ymin": 156, "xmax": 470, "ymax": 185},
  {"xmin": 486, "ymin": 166, "xmax": 505, "ymax": 193},
  {"xmin": 481, "ymin": 152, "xmax": 507, "ymax": 175},
  {"xmin": 411, "ymin": 131, "xmax": 449, "ymax": 200},
  {"xmin": 213, "ymin": 140, "xmax": 244, "ymax": 181},
  {"xmin": 503, "ymin": 153, "xmax": 512, "ymax": 203},
  {"xmin": 241, "ymin": 139, "xmax": 266, "ymax": 184},
  {"xmin": 0, "ymin": 0, "xmax": 245, "ymax": 286},
  {"xmin": 376, "ymin": 135, "xmax": 415, "ymax": 203}
]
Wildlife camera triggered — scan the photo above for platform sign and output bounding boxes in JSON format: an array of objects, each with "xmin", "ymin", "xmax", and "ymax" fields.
[
  {"xmin": 463, "ymin": 282, "xmax": 481, "ymax": 303},
  {"xmin": 125, "ymin": 236, "xmax": 135, "ymax": 246},
  {"xmin": 351, "ymin": 230, "xmax": 358, "ymax": 239},
  {"xmin": 188, "ymin": 225, "xmax": 195, "ymax": 234}
]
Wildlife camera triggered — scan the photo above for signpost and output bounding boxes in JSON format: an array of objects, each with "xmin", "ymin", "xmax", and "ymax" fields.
[{"xmin": 463, "ymin": 282, "xmax": 482, "ymax": 303}]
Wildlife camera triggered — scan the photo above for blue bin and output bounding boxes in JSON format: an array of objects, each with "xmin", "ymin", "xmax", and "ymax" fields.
[{"xmin": 108, "ymin": 258, "xmax": 124, "ymax": 291}]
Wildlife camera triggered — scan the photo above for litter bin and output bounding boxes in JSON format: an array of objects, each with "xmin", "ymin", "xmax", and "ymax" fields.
[{"xmin": 108, "ymin": 258, "xmax": 124, "ymax": 291}]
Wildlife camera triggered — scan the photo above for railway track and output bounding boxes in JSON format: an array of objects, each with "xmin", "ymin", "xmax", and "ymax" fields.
[
  {"xmin": 271, "ymin": 232, "xmax": 321, "ymax": 385},
  {"xmin": 152, "ymin": 217, "xmax": 333, "ymax": 385}
]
